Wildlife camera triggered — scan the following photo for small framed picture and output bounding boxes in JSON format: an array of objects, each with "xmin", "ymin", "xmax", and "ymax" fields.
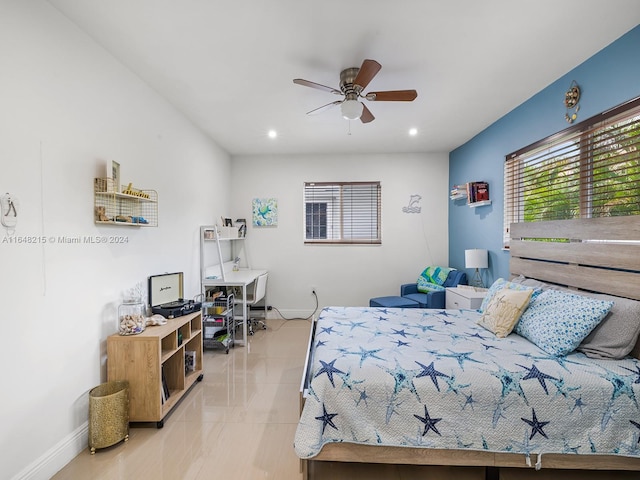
[
  {"xmin": 111, "ymin": 160, "xmax": 121, "ymax": 193},
  {"xmin": 235, "ymin": 218, "xmax": 247, "ymax": 237},
  {"xmin": 224, "ymin": 218, "xmax": 233, "ymax": 227}
]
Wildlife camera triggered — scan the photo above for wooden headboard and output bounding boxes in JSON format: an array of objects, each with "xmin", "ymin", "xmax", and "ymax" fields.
[{"xmin": 509, "ymin": 216, "xmax": 640, "ymax": 358}]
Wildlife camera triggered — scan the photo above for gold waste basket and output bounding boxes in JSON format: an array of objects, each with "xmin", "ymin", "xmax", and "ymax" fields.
[{"xmin": 88, "ymin": 380, "xmax": 129, "ymax": 454}]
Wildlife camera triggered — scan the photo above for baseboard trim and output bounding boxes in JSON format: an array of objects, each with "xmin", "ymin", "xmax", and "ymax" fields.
[{"xmin": 13, "ymin": 423, "xmax": 88, "ymax": 480}]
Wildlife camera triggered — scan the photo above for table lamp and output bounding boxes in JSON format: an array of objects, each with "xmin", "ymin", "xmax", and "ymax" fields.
[{"xmin": 465, "ymin": 249, "xmax": 488, "ymax": 288}]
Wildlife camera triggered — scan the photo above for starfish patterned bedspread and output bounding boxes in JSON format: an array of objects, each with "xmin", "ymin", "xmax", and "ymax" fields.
[{"xmin": 294, "ymin": 307, "xmax": 640, "ymax": 462}]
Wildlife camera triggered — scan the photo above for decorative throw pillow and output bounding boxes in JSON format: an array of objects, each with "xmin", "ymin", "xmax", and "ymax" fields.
[
  {"xmin": 477, "ymin": 288, "xmax": 533, "ymax": 338},
  {"xmin": 515, "ymin": 289, "xmax": 614, "ymax": 356},
  {"xmin": 417, "ymin": 276, "xmax": 446, "ymax": 293},
  {"xmin": 510, "ymin": 278, "xmax": 640, "ymax": 359},
  {"xmin": 418, "ymin": 266, "xmax": 452, "ymax": 286},
  {"xmin": 479, "ymin": 278, "xmax": 538, "ymax": 313}
]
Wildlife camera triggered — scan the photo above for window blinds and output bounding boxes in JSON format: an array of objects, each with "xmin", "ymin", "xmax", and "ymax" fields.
[
  {"xmin": 304, "ymin": 181, "xmax": 381, "ymax": 244},
  {"xmin": 504, "ymin": 97, "xmax": 640, "ymax": 246}
]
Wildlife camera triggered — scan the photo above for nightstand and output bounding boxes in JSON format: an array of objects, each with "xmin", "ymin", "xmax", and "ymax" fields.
[{"xmin": 445, "ymin": 287, "xmax": 488, "ymax": 309}]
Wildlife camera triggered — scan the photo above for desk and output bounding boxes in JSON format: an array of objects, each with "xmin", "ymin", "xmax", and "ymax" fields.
[{"xmin": 202, "ymin": 268, "xmax": 267, "ymax": 345}]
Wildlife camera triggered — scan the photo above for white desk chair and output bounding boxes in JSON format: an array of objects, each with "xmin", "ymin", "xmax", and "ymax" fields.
[{"xmin": 245, "ymin": 272, "xmax": 268, "ymax": 335}]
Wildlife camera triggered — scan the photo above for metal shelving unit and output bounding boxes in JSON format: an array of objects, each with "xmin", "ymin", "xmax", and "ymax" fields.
[{"xmin": 202, "ymin": 293, "xmax": 234, "ymax": 353}]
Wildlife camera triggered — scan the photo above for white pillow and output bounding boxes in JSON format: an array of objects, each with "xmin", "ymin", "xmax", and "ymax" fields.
[{"xmin": 576, "ymin": 292, "xmax": 640, "ymax": 359}]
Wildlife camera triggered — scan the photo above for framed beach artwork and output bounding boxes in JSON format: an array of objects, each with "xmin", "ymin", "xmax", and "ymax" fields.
[{"xmin": 252, "ymin": 198, "xmax": 277, "ymax": 227}]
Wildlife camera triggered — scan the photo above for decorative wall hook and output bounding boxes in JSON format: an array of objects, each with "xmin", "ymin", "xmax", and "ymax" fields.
[
  {"xmin": 564, "ymin": 80, "xmax": 580, "ymax": 123},
  {"xmin": 1, "ymin": 192, "xmax": 19, "ymax": 235}
]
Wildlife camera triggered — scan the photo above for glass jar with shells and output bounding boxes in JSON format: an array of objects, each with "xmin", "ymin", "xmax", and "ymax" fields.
[{"xmin": 118, "ymin": 298, "xmax": 146, "ymax": 335}]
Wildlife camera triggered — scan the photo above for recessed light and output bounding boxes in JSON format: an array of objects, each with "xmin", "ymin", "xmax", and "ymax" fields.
[
  {"xmin": 409, "ymin": 128, "xmax": 418, "ymax": 136},
  {"xmin": 268, "ymin": 130, "xmax": 277, "ymax": 139}
]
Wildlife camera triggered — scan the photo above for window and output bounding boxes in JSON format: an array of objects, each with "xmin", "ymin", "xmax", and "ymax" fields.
[
  {"xmin": 303, "ymin": 181, "xmax": 381, "ymax": 244},
  {"xmin": 504, "ymin": 97, "xmax": 640, "ymax": 246},
  {"xmin": 305, "ymin": 202, "xmax": 327, "ymax": 239}
]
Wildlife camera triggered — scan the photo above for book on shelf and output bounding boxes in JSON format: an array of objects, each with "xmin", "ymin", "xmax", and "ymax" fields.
[
  {"xmin": 450, "ymin": 184, "xmax": 467, "ymax": 199},
  {"xmin": 466, "ymin": 181, "xmax": 489, "ymax": 204},
  {"xmin": 161, "ymin": 366, "xmax": 170, "ymax": 404},
  {"xmin": 475, "ymin": 181, "xmax": 489, "ymax": 201},
  {"xmin": 185, "ymin": 350, "xmax": 196, "ymax": 373}
]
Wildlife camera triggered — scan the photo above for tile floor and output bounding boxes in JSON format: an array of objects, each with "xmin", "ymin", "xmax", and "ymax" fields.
[
  {"xmin": 54, "ymin": 318, "xmax": 308, "ymax": 480},
  {"xmin": 51, "ymin": 319, "xmax": 635, "ymax": 480}
]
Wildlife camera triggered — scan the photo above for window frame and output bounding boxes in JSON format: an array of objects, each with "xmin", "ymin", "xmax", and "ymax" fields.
[{"xmin": 303, "ymin": 181, "xmax": 382, "ymax": 245}]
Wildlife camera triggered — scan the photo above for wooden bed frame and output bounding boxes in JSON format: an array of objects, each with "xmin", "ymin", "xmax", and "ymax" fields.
[{"xmin": 299, "ymin": 216, "xmax": 640, "ymax": 478}]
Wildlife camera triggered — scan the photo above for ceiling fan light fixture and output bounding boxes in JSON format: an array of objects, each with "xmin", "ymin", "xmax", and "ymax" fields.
[
  {"xmin": 294, "ymin": 59, "xmax": 418, "ymax": 124},
  {"xmin": 341, "ymin": 99, "xmax": 363, "ymax": 120}
]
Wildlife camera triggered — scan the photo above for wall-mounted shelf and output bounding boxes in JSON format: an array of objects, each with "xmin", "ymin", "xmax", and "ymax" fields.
[
  {"xmin": 451, "ymin": 182, "xmax": 491, "ymax": 207},
  {"xmin": 94, "ymin": 178, "xmax": 158, "ymax": 227},
  {"xmin": 468, "ymin": 200, "xmax": 492, "ymax": 208}
]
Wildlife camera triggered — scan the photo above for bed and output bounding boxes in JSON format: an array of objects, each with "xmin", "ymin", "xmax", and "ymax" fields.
[{"xmin": 295, "ymin": 217, "xmax": 640, "ymax": 479}]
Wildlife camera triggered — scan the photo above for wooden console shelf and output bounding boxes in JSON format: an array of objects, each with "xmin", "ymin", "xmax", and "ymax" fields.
[{"xmin": 107, "ymin": 311, "xmax": 203, "ymax": 428}]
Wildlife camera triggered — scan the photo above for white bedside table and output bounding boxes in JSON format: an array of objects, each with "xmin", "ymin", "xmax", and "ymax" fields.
[{"xmin": 445, "ymin": 287, "xmax": 488, "ymax": 309}]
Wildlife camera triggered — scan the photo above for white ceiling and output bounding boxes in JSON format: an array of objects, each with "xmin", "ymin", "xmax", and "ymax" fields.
[{"xmin": 48, "ymin": 0, "xmax": 640, "ymax": 156}]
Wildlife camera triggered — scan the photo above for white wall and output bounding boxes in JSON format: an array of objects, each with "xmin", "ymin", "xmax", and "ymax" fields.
[
  {"xmin": 229, "ymin": 153, "xmax": 450, "ymax": 317},
  {"xmin": 0, "ymin": 4, "xmax": 450, "ymax": 477},
  {"xmin": 0, "ymin": 2, "xmax": 230, "ymax": 479}
]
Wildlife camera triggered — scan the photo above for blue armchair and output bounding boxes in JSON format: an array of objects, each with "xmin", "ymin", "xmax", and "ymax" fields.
[{"xmin": 400, "ymin": 270, "xmax": 468, "ymax": 308}]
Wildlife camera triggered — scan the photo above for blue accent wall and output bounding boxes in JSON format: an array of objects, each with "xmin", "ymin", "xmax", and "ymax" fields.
[{"xmin": 449, "ymin": 25, "xmax": 640, "ymax": 286}]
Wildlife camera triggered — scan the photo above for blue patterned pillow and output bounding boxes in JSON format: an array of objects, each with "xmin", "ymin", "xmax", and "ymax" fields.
[
  {"xmin": 515, "ymin": 289, "xmax": 614, "ymax": 356},
  {"xmin": 479, "ymin": 278, "xmax": 538, "ymax": 313},
  {"xmin": 417, "ymin": 276, "xmax": 446, "ymax": 293}
]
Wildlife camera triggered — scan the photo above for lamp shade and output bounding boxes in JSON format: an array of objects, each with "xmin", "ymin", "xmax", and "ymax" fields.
[
  {"xmin": 341, "ymin": 99, "xmax": 363, "ymax": 120},
  {"xmin": 465, "ymin": 249, "xmax": 488, "ymax": 269}
]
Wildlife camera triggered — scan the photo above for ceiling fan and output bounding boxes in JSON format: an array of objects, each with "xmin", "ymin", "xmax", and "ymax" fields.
[{"xmin": 293, "ymin": 59, "xmax": 417, "ymax": 124}]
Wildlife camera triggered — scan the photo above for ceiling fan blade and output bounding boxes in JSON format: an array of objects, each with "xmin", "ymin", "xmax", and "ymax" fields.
[
  {"xmin": 293, "ymin": 78, "xmax": 342, "ymax": 95},
  {"xmin": 353, "ymin": 59, "xmax": 382, "ymax": 91},
  {"xmin": 365, "ymin": 90, "xmax": 418, "ymax": 102},
  {"xmin": 306, "ymin": 100, "xmax": 342, "ymax": 115},
  {"xmin": 360, "ymin": 103, "xmax": 375, "ymax": 124}
]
